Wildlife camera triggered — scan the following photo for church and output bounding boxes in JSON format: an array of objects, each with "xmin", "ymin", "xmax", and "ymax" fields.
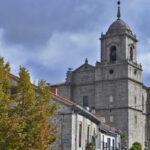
[{"xmin": 52, "ymin": 1, "xmax": 150, "ymax": 149}]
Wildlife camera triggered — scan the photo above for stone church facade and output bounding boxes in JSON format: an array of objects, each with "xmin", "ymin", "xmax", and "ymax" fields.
[{"xmin": 52, "ymin": 2, "xmax": 150, "ymax": 149}]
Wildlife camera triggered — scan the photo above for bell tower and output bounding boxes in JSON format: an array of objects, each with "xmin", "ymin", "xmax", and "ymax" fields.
[
  {"xmin": 95, "ymin": 1, "xmax": 146, "ymax": 149},
  {"xmin": 101, "ymin": 1, "xmax": 138, "ymax": 64}
]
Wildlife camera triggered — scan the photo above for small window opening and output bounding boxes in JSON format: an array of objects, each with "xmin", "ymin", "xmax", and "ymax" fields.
[
  {"xmin": 109, "ymin": 69, "xmax": 114, "ymax": 74},
  {"xmin": 130, "ymin": 47, "xmax": 133, "ymax": 60},
  {"xmin": 135, "ymin": 116, "xmax": 137, "ymax": 125},
  {"xmin": 134, "ymin": 69, "xmax": 137, "ymax": 75},
  {"xmin": 134, "ymin": 96, "xmax": 137, "ymax": 108},
  {"xmin": 83, "ymin": 96, "xmax": 88, "ymax": 107},
  {"xmin": 110, "ymin": 46, "xmax": 116, "ymax": 61},
  {"xmin": 142, "ymin": 96, "xmax": 144, "ymax": 111},
  {"xmin": 79, "ymin": 122, "xmax": 82, "ymax": 147}
]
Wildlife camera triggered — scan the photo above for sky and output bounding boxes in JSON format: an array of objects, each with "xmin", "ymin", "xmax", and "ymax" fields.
[{"xmin": 0, "ymin": 0, "xmax": 150, "ymax": 86}]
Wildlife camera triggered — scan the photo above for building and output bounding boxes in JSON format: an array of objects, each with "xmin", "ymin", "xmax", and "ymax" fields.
[
  {"xmin": 52, "ymin": 1, "xmax": 150, "ymax": 149},
  {"xmin": 50, "ymin": 90, "xmax": 121, "ymax": 150},
  {"xmin": 10, "ymin": 73, "xmax": 121, "ymax": 150}
]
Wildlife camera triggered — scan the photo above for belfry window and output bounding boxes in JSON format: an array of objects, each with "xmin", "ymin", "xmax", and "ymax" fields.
[
  {"xmin": 110, "ymin": 46, "xmax": 116, "ymax": 61},
  {"xmin": 142, "ymin": 95, "xmax": 144, "ymax": 111},
  {"xmin": 130, "ymin": 47, "xmax": 133, "ymax": 60}
]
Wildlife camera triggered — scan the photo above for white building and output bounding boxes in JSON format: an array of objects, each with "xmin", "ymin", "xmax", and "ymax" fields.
[{"xmin": 51, "ymin": 89, "xmax": 121, "ymax": 150}]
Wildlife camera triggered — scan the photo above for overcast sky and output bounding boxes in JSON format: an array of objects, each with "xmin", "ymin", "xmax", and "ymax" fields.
[{"xmin": 0, "ymin": 0, "xmax": 150, "ymax": 86}]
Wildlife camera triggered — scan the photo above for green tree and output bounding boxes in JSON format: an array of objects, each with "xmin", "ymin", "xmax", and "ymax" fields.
[
  {"xmin": 14, "ymin": 67, "xmax": 58, "ymax": 150},
  {"xmin": 130, "ymin": 142, "xmax": 142, "ymax": 150},
  {"xmin": 35, "ymin": 80, "xmax": 58, "ymax": 150},
  {"xmin": 0, "ymin": 63, "xmax": 58, "ymax": 150},
  {"xmin": 14, "ymin": 67, "xmax": 37, "ymax": 149},
  {"xmin": 0, "ymin": 57, "xmax": 19, "ymax": 150}
]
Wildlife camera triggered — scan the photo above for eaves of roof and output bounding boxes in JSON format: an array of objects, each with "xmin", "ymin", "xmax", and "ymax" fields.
[
  {"xmin": 51, "ymin": 93, "xmax": 77, "ymax": 107},
  {"xmin": 51, "ymin": 82, "xmax": 65, "ymax": 87}
]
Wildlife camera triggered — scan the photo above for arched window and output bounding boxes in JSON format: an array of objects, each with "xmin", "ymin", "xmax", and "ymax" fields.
[
  {"xmin": 110, "ymin": 46, "xmax": 116, "ymax": 61},
  {"xmin": 130, "ymin": 47, "xmax": 133, "ymax": 60}
]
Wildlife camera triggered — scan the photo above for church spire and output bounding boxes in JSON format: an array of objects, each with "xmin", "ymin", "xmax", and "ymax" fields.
[{"xmin": 117, "ymin": 0, "xmax": 121, "ymax": 20}]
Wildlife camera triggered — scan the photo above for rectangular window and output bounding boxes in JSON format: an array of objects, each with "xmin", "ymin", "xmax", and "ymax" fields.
[
  {"xmin": 135, "ymin": 116, "xmax": 137, "ymax": 125},
  {"xmin": 83, "ymin": 96, "xmax": 88, "ymax": 106},
  {"xmin": 93, "ymin": 128, "xmax": 96, "ymax": 135},
  {"xmin": 107, "ymin": 138, "xmax": 110, "ymax": 150},
  {"xmin": 112, "ymin": 139, "xmax": 115, "ymax": 150},
  {"xmin": 92, "ymin": 128, "xmax": 96, "ymax": 145},
  {"xmin": 79, "ymin": 122, "xmax": 82, "ymax": 147},
  {"xmin": 142, "ymin": 96, "xmax": 144, "ymax": 111},
  {"xmin": 87, "ymin": 125, "xmax": 90, "ymax": 143},
  {"xmin": 102, "ymin": 135, "xmax": 105, "ymax": 150}
]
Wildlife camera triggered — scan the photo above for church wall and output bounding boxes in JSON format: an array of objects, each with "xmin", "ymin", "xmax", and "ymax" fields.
[
  {"xmin": 128, "ymin": 110, "xmax": 146, "ymax": 149},
  {"xmin": 95, "ymin": 63, "xmax": 128, "ymax": 81},
  {"xmin": 97, "ymin": 109, "xmax": 128, "ymax": 140},
  {"xmin": 95, "ymin": 78, "xmax": 129, "ymax": 145},
  {"xmin": 72, "ymin": 69, "xmax": 95, "ymax": 85},
  {"xmin": 95, "ymin": 79, "xmax": 128, "ymax": 110},
  {"xmin": 70, "ymin": 67, "xmax": 95, "ymax": 107},
  {"xmin": 128, "ymin": 80, "xmax": 143, "ymax": 111},
  {"xmin": 54, "ymin": 85, "xmax": 71, "ymax": 100},
  {"xmin": 72, "ymin": 84, "xmax": 95, "ymax": 107},
  {"xmin": 128, "ymin": 64, "xmax": 142, "ymax": 83},
  {"xmin": 127, "ymin": 80, "xmax": 147, "ymax": 149}
]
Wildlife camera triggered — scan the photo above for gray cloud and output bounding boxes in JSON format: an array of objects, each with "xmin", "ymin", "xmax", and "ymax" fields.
[{"xmin": 0, "ymin": 0, "xmax": 149, "ymax": 86}]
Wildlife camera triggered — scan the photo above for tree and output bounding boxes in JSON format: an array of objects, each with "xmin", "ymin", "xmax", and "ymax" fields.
[
  {"xmin": 14, "ymin": 67, "xmax": 37, "ymax": 149},
  {"xmin": 36, "ymin": 80, "xmax": 58, "ymax": 150},
  {"xmin": 0, "ymin": 57, "xmax": 20, "ymax": 150},
  {"xmin": 120, "ymin": 133, "xmax": 127, "ymax": 149},
  {"xmin": 130, "ymin": 142, "xmax": 142, "ymax": 150},
  {"xmin": 0, "ymin": 61, "xmax": 58, "ymax": 150},
  {"xmin": 14, "ymin": 67, "xmax": 58, "ymax": 149}
]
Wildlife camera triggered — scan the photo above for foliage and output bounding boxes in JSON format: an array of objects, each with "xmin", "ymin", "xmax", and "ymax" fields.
[
  {"xmin": 35, "ymin": 80, "xmax": 58, "ymax": 149},
  {"xmin": 120, "ymin": 133, "xmax": 127, "ymax": 149},
  {"xmin": 15, "ymin": 67, "xmax": 58, "ymax": 150},
  {"xmin": 93, "ymin": 133, "xmax": 98, "ymax": 139},
  {"xmin": 14, "ymin": 67, "xmax": 37, "ymax": 149},
  {"xmin": 86, "ymin": 142, "xmax": 96, "ymax": 149},
  {"xmin": 0, "ymin": 58, "xmax": 58, "ymax": 150},
  {"xmin": 129, "ymin": 142, "xmax": 142, "ymax": 150},
  {"xmin": 0, "ymin": 57, "xmax": 16, "ymax": 150},
  {"xmin": 121, "ymin": 133, "xmax": 126, "ymax": 139}
]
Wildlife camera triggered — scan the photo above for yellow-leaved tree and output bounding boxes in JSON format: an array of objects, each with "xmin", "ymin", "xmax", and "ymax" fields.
[
  {"xmin": 0, "ymin": 57, "xmax": 21, "ymax": 149},
  {"xmin": 15, "ymin": 67, "xmax": 58, "ymax": 150},
  {"xmin": 0, "ymin": 59, "xmax": 58, "ymax": 150}
]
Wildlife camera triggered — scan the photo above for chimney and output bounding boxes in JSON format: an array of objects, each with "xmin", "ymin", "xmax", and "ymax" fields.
[{"xmin": 51, "ymin": 88, "xmax": 58, "ymax": 95}]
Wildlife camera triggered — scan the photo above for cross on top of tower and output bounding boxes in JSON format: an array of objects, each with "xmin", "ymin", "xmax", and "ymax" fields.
[{"xmin": 117, "ymin": 0, "xmax": 121, "ymax": 20}]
